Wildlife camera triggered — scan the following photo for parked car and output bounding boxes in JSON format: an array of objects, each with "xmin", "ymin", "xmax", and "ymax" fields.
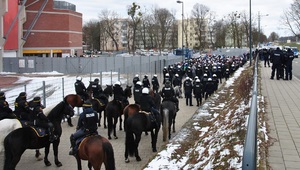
[{"xmin": 291, "ymin": 47, "xmax": 299, "ymax": 58}]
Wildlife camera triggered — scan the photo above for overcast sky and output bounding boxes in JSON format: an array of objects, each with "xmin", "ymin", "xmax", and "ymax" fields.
[{"xmin": 68, "ymin": 0, "xmax": 295, "ymax": 37}]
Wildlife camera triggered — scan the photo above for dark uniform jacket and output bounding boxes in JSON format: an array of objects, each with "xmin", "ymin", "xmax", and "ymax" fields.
[
  {"xmin": 28, "ymin": 100, "xmax": 47, "ymax": 124},
  {"xmin": 151, "ymin": 77, "xmax": 159, "ymax": 90},
  {"xmin": 183, "ymin": 79, "xmax": 193, "ymax": 94},
  {"xmin": 193, "ymin": 82, "xmax": 203, "ymax": 98},
  {"xmin": 172, "ymin": 77, "xmax": 182, "ymax": 87},
  {"xmin": 113, "ymin": 84, "xmax": 124, "ymax": 101},
  {"xmin": 0, "ymin": 98, "xmax": 13, "ymax": 119},
  {"xmin": 140, "ymin": 94, "xmax": 155, "ymax": 112},
  {"xmin": 88, "ymin": 82, "xmax": 103, "ymax": 98},
  {"xmin": 161, "ymin": 86, "xmax": 175, "ymax": 99},
  {"xmin": 77, "ymin": 107, "xmax": 98, "ymax": 133},
  {"xmin": 133, "ymin": 84, "xmax": 142, "ymax": 104},
  {"xmin": 75, "ymin": 81, "xmax": 87, "ymax": 95},
  {"xmin": 14, "ymin": 97, "xmax": 30, "ymax": 120},
  {"xmin": 270, "ymin": 49, "xmax": 283, "ymax": 65},
  {"xmin": 142, "ymin": 77, "xmax": 150, "ymax": 88},
  {"xmin": 132, "ymin": 77, "xmax": 139, "ymax": 85}
]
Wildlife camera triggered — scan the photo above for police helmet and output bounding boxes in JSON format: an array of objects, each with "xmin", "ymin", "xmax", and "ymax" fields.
[
  {"xmin": 136, "ymin": 81, "xmax": 142, "ymax": 86},
  {"xmin": 76, "ymin": 76, "xmax": 82, "ymax": 81},
  {"xmin": 153, "ymin": 74, "xmax": 157, "ymax": 77},
  {"xmin": 33, "ymin": 96, "xmax": 41, "ymax": 102},
  {"xmin": 94, "ymin": 78, "xmax": 99, "ymax": 83},
  {"xmin": 226, "ymin": 68, "xmax": 229, "ymax": 71},
  {"xmin": 203, "ymin": 73, "xmax": 208, "ymax": 77},
  {"xmin": 142, "ymin": 87, "xmax": 149, "ymax": 94},
  {"xmin": 196, "ymin": 79, "xmax": 201, "ymax": 83},
  {"xmin": 0, "ymin": 91, "xmax": 5, "ymax": 99},
  {"xmin": 208, "ymin": 78, "xmax": 212, "ymax": 81},
  {"xmin": 19, "ymin": 92, "xmax": 27, "ymax": 97},
  {"xmin": 185, "ymin": 77, "xmax": 190, "ymax": 80},
  {"xmin": 144, "ymin": 75, "xmax": 148, "ymax": 78},
  {"xmin": 195, "ymin": 76, "xmax": 199, "ymax": 79},
  {"xmin": 83, "ymin": 100, "xmax": 92, "ymax": 107},
  {"xmin": 175, "ymin": 74, "xmax": 179, "ymax": 77},
  {"xmin": 135, "ymin": 74, "xmax": 139, "ymax": 77},
  {"xmin": 165, "ymin": 73, "xmax": 169, "ymax": 77},
  {"xmin": 114, "ymin": 81, "xmax": 121, "ymax": 86},
  {"xmin": 213, "ymin": 74, "xmax": 217, "ymax": 77}
]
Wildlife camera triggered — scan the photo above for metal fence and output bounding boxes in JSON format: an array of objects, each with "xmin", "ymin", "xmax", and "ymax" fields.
[{"xmin": 1, "ymin": 55, "xmax": 181, "ymax": 110}]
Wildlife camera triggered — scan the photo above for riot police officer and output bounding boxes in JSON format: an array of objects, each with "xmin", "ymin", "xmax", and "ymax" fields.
[
  {"xmin": 74, "ymin": 76, "xmax": 89, "ymax": 101},
  {"xmin": 270, "ymin": 47, "xmax": 283, "ymax": 80},
  {"xmin": 142, "ymin": 75, "xmax": 150, "ymax": 88},
  {"xmin": 183, "ymin": 77, "xmax": 193, "ymax": 106},
  {"xmin": 161, "ymin": 81, "xmax": 179, "ymax": 111},
  {"xmin": 151, "ymin": 75, "xmax": 159, "ymax": 93},
  {"xmin": 69, "ymin": 100, "xmax": 98, "ymax": 155},
  {"xmin": 133, "ymin": 74, "xmax": 140, "ymax": 86},
  {"xmin": 133, "ymin": 81, "xmax": 143, "ymax": 104}
]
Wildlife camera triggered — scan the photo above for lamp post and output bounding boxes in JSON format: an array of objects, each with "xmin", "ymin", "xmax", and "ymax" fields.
[
  {"xmin": 177, "ymin": 0, "xmax": 184, "ymax": 61},
  {"xmin": 258, "ymin": 11, "xmax": 268, "ymax": 47}
]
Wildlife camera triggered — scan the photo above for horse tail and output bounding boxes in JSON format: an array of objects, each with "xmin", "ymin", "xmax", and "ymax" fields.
[
  {"xmin": 125, "ymin": 119, "xmax": 135, "ymax": 156},
  {"xmin": 102, "ymin": 141, "xmax": 116, "ymax": 170},
  {"xmin": 4, "ymin": 134, "xmax": 13, "ymax": 169}
]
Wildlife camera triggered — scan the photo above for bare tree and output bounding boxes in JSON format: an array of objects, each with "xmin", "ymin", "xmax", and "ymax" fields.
[
  {"xmin": 240, "ymin": 11, "xmax": 250, "ymax": 47},
  {"xmin": 268, "ymin": 32, "xmax": 279, "ymax": 42},
  {"xmin": 213, "ymin": 20, "xmax": 227, "ymax": 48},
  {"xmin": 226, "ymin": 11, "xmax": 241, "ymax": 48},
  {"xmin": 99, "ymin": 10, "xmax": 119, "ymax": 51},
  {"xmin": 128, "ymin": 2, "xmax": 142, "ymax": 54},
  {"xmin": 191, "ymin": 3, "xmax": 210, "ymax": 50},
  {"xmin": 281, "ymin": 0, "xmax": 300, "ymax": 38}
]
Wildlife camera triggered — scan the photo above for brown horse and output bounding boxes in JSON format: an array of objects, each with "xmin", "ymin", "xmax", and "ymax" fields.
[
  {"xmin": 123, "ymin": 104, "xmax": 141, "ymax": 131},
  {"xmin": 75, "ymin": 135, "xmax": 115, "ymax": 170},
  {"xmin": 65, "ymin": 94, "xmax": 83, "ymax": 108},
  {"xmin": 149, "ymin": 89, "xmax": 161, "ymax": 110}
]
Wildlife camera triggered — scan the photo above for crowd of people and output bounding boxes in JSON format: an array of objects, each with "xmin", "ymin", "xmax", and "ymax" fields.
[{"xmin": 257, "ymin": 47, "xmax": 295, "ymax": 80}]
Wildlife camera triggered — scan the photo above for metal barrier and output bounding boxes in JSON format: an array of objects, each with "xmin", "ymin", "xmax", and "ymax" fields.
[{"xmin": 242, "ymin": 55, "xmax": 258, "ymax": 170}]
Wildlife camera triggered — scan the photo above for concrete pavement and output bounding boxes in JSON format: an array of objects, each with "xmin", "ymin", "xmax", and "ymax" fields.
[{"xmin": 261, "ymin": 59, "xmax": 300, "ymax": 170}]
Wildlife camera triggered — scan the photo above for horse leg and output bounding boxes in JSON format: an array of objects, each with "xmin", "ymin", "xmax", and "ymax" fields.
[
  {"xmin": 52, "ymin": 139, "xmax": 62, "ymax": 167},
  {"xmin": 44, "ymin": 143, "xmax": 52, "ymax": 166},
  {"xmin": 151, "ymin": 130, "xmax": 158, "ymax": 152},
  {"xmin": 76, "ymin": 155, "xmax": 82, "ymax": 170},
  {"xmin": 172, "ymin": 118, "xmax": 176, "ymax": 133},
  {"xmin": 134, "ymin": 133, "xmax": 142, "ymax": 161},
  {"xmin": 104, "ymin": 110, "xmax": 107, "ymax": 129},
  {"xmin": 119, "ymin": 115, "xmax": 123, "ymax": 131},
  {"xmin": 88, "ymin": 161, "xmax": 92, "ymax": 170},
  {"xmin": 125, "ymin": 144, "xmax": 130, "ymax": 163},
  {"xmin": 113, "ymin": 117, "xmax": 118, "ymax": 139},
  {"xmin": 98, "ymin": 111, "xmax": 102, "ymax": 127},
  {"xmin": 35, "ymin": 149, "xmax": 43, "ymax": 161}
]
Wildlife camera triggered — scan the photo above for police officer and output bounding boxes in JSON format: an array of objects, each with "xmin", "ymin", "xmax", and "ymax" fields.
[
  {"xmin": 142, "ymin": 75, "xmax": 150, "ymax": 88},
  {"xmin": 151, "ymin": 75, "xmax": 159, "ymax": 93},
  {"xmin": 193, "ymin": 78, "xmax": 203, "ymax": 106},
  {"xmin": 74, "ymin": 76, "xmax": 89, "ymax": 101},
  {"xmin": 183, "ymin": 77, "xmax": 193, "ymax": 106},
  {"xmin": 172, "ymin": 74, "xmax": 182, "ymax": 88},
  {"xmin": 0, "ymin": 91, "xmax": 15, "ymax": 120},
  {"xmin": 161, "ymin": 81, "xmax": 179, "ymax": 111},
  {"xmin": 113, "ymin": 81, "xmax": 124, "ymax": 102},
  {"xmin": 270, "ymin": 47, "xmax": 283, "ymax": 80},
  {"xmin": 139, "ymin": 87, "xmax": 160, "ymax": 122},
  {"xmin": 133, "ymin": 81, "xmax": 143, "ymax": 104},
  {"xmin": 163, "ymin": 73, "xmax": 171, "ymax": 85},
  {"xmin": 69, "ymin": 100, "xmax": 98, "ymax": 155},
  {"xmin": 87, "ymin": 78, "xmax": 103, "ymax": 99},
  {"xmin": 14, "ymin": 92, "xmax": 31, "ymax": 121},
  {"xmin": 133, "ymin": 74, "xmax": 140, "ymax": 86},
  {"xmin": 204, "ymin": 78, "xmax": 215, "ymax": 99},
  {"xmin": 29, "ymin": 96, "xmax": 56, "ymax": 142},
  {"xmin": 285, "ymin": 48, "xmax": 294, "ymax": 80}
]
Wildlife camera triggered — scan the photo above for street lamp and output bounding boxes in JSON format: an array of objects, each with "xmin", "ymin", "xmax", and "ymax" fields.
[
  {"xmin": 176, "ymin": 0, "xmax": 184, "ymax": 61},
  {"xmin": 258, "ymin": 11, "xmax": 269, "ymax": 47}
]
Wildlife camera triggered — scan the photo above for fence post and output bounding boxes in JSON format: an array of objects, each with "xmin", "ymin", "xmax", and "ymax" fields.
[
  {"xmin": 43, "ymin": 81, "xmax": 46, "ymax": 107},
  {"xmin": 62, "ymin": 78, "xmax": 64, "ymax": 100},
  {"xmin": 110, "ymin": 70, "xmax": 113, "ymax": 85},
  {"xmin": 118, "ymin": 68, "xmax": 120, "ymax": 81}
]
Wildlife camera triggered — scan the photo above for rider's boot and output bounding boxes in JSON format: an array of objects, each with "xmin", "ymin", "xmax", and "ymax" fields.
[
  {"xmin": 69, "ymin": 135, "xmax": 77, "ymax": 155},
  {"xmin": 176, "ymin": 102, "xmax": 180, "ymax": 112}
]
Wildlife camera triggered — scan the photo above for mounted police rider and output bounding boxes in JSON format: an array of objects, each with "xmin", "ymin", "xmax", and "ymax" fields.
[
  {"xmin": 88, "ymin": 78, "xmax": 107, "ymax": 105},
  {"xmin": 74, "ymin": 76, "xmax": 89, "ymax": 101},
  {"xmin": 151, "ymin": 74, "xmax": 159, "ymax": 93},
  {"xmin": 142, "ymin": 75, "xmax": 150, "ymax": 88},
  {"xmin": 0, "ymin": 91, "xmax": 15, "ymax": 120},
  {"xmin": 14, "ymin": 92, "xmax": 31, "ymax": 122},
  {"xmin": 139, "ymin": 87, "xmax": 160, "ymax": 124},
  {"xmin": 132, "ymin": 74, "xmax": 140, "ymax": 86},
  {"xmin": 161, "ymin": 81, "xmax": 179, "ymax": 112},
  {"xmin": 29, "ymin": 96, "xmax": 57, "ymax": 142},
  {"xmin": 133, "ymin": 81, "xmax": 143, "ymax": 104},
  {"xmin": 69, "ymin": 100, "xmax": 98, "ymax": 156}
]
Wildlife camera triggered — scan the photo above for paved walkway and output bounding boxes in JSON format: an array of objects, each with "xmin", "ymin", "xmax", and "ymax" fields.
[{"xmin": 261, "ymin": 60, "xmax": 300, "ymax": 170}]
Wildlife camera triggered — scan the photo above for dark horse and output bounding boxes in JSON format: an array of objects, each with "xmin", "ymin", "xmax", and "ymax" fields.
[
  {"xmin": 149, "ymin": 89, "xmax": 161, "ymax": 110},
  {"xmin": 106, "ymin": 85, "xmax": 132, "ymax": 140},
  {"xmin": 160, "ymin": 100, "xmax": 177, "ymax": 142},
  {"xmin": 123, "ymin": 104, "xmax": 141, "ymax": 131},
  {"xmin": 3, "ymin": 100, "xmax": 74, "ymax": 170},
  {"xmin": 90, "ymin": 85, "xmax": 113, "ymax": 128},
  {"xmin": 74, "ymin": 135, "xmax": 115, "ymax": 170},
  {"xmin": 124, "ymin": 111, "xmax": 161, "ymax": 163}
]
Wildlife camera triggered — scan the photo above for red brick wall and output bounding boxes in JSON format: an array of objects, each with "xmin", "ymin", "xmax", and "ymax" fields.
[{"xmin": 23, "ymin": 0, "xmax": 82, "ymax": 55}]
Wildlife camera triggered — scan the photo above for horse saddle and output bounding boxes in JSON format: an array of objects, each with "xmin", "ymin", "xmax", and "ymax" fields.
[
  {"xmin": 30, "ymin": 126, "xmax": 47, "ymax": 137},
  {"xmin": 94, "ymin": 98, "xmax": 105, "ymax": 107},
  {"xmin": 20, "ymin": 120, "xmax": 33, "ymax": 127},
  {"xmin": 140, "ymin": 111, "xmax": 157, "ymax": 126},
  {"xmin": 77, "ymin": 133, "xmax": 99, "ymax": 149}
]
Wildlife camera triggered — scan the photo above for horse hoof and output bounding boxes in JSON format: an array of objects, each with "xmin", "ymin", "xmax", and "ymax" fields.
[
  {"xmin": 152, "ymin": 148, "xmax": 157, "ymax": 152},
  {"xmin": 114, "ymin": 136, "xmax": 118, "ymax": 139},
  {"xmin": 104, "ymin": 126, "xmax": 107, "ymax": 129},
  {"xmin": 36, "ymin": 157, "xmax": 43, "ymax": 161},
  {"xmin": 56, "ymin": 162, "xmax": 62, "ymax": 167},
  {"xmin": 44, "ymin": 161, "xmax": 51, "ymax": 166},
  {"xmin": 136, "ymin": 156, "xmax": 142, "ymax": 161},
  {"xmin": 125, "ymin": 158, "xmax": 130, "ymax": 163},
  {"xmin": 108, "ymin": 137, "xmax": 112, "ymax": 140},
  {"xmin": 120, "ymin": 128, "xmax": 123, "ymax": 131}
]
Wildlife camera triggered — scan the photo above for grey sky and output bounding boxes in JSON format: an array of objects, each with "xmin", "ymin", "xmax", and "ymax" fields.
[{"xmin": 68, "ymin": 0, "xmax": 294, "ymax": 37}]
